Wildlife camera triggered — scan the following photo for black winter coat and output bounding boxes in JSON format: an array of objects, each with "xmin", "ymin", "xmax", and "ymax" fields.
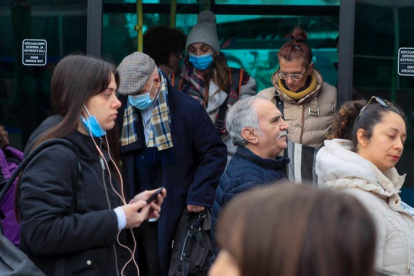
[{"xmin": 19, "ymin": 116, "xmax": 134, "ymax": 276}]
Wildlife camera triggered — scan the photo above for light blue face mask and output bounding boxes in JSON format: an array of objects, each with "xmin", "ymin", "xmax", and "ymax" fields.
[
  {"xmin": 189, "ymin": 53, "xmax": 213, "ymax": 70},
  {"xmin": 128, "ymin": 79, "xmax": 155, "ymax": 110},
  {"xmin": 81, "ymin": 106, "xmax": 106, "ymax": 137}
]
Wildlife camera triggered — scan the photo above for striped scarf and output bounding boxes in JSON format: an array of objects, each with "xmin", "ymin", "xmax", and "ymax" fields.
[
  {"xmin": 121, "ymin": 71, "xmax": 173, "ymax": 151},
  {"xmin": 181, "ymin": 57, "xmax": 206, "ymax": 105}
]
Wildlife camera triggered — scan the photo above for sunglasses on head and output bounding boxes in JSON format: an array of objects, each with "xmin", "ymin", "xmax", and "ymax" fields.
[{"xmin": 357, "ymin": 96, "xmax": 404, "ymax": 120}]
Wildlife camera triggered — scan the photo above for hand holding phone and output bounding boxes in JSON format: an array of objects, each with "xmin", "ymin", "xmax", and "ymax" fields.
[
  {"xmin": 145, "ymin": 187, "xmax": 164, "ymax": 204},
  {"xmin": 137, "ymin": 187, "xmax": 165, "ymax": 212}
]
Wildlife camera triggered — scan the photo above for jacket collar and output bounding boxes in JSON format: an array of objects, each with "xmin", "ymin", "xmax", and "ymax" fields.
[{"xmin": 235, "ymin": 146, "xmax": 289, "ymax": 170}]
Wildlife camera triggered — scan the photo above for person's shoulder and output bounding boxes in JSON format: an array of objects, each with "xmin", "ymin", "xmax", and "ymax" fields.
[
  {"xmin": 27, "ymin": 140, "xmax": 79, "ymax": 171},
  {"xmin": 258, "ymin": 87, "xmax": 276, "ymax": 100},
  {"xmin": 321, "ymin": 81, "xmax": 337, "ymax": 94},
  {"xmin": 169, "ymin": 85, "xmax": 202, "ymax": 109},
  {"xmin": 24, "ymin": 115, "xmax": 63, "ymax": 154}
]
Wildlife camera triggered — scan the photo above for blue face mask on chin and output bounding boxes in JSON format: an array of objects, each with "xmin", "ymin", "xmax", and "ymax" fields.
[
  {"xmin": 81, "ymin": 106, "xmax": 106, "ymax": 137},
  {"xmin": 128, "ymin": 80, "xmax": 155, "ymax": 110},
  {"xmin": 189, "ymin": 53, "xmax": 213, "ymax": 70}
]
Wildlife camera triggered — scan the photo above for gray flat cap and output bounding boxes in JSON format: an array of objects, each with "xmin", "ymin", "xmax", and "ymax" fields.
[{"xmin": 117, "ymin": 52, "xmax": 156, "ymax": 95}]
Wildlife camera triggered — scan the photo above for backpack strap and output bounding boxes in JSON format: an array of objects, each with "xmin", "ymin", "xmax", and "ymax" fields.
[
  {"xmin": 171, "ymin": 69, "xmax": 183, "ymax": 90},
  {"xmin": 215, "ymin": 68, "xmax": 243, "ymax": 132}
]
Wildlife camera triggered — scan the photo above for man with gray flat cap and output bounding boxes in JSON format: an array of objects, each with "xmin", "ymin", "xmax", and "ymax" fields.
[{"xmin": 117, "ymin": 52, "xmax": 226, "ymax": 276}]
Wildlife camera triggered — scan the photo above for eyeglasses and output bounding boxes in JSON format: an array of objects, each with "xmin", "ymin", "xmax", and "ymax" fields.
[
  {"xmin": 277, "ymin": 68, "xmax": 308, "ymax": 81},
  {"xmin": 357, "ymin": 96, "xmax": 404, "ymax": 120}
]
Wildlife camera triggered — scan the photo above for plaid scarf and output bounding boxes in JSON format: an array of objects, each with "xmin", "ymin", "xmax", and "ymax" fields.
[
  {"xmin": 181, "ymin": 57, "xmax": 206, "ymax": 105},
  {"xmin": 121, "ymin": 71, "xmax": 173, "ymax": 151}
]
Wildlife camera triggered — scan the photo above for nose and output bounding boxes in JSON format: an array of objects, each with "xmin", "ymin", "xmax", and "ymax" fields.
[
  {"xmin": 395, "ymin": 138, "xmax": 404, "ymax": 151},
  {"xmin": 195, "ymin": 49, "xmax": 204, "ymax": 56},
  {"xmin": 281, "ymin": 118, "xmax": 289, "ymax": 130},
  {"xmin": 113, "ymin": 96, "xmax": 122, "ymax": 110},
  {"xmin": 286, "ymin": 75, "xmax": 295, "ymax": 85}
]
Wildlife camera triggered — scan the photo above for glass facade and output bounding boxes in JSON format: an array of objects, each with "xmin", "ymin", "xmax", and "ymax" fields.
[
  {"xmin": 105, "ymin": 0, "xmax": 339, "ymax": 5},
  {"xmin": 0, "ymin": 1, "xmax": 87, "ymax": 149},
  {"xmin": 103, "ymin": 13, "xmax": 338, "ymax": 91},
  {"xmin": 354, "ymin": 0, "xmax": 414, "ymax": 200},
  {"xmin": 215, "ymin": 0, "xmax": 339, "ymax": 5}
]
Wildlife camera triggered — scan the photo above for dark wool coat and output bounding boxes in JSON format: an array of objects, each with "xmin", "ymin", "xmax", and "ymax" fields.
[
  {"xmin": 118, "ymin": 82, "xmax": 227, "ymax": 275},
  {"xmin": 211, "ymin": 146, "xmax": 290, "ymax": 254},
  {"xmin": 19, "ymin": 116, "xmax": 134, "ymax": 276}
]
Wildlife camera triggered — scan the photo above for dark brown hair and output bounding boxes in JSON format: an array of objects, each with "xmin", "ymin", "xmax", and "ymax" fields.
[
  {"xmin": 216, "ymin": 182, "xmax": 377, "ymax": 276},
  {"xmin": 143, "ymin": 26, "xmax": 186, "ymax": 66},
  {"xmin": 328, "ymin": 99, "xmax": 406, "ymax": 152},
  {"xmin": 277, "ymin": 27, "xmax": 313, "ymax": 68},
  {"xmin": 31, "ymin": 55, "xmax": 120, "ymax": 161},
  {"xmin": 327, "ymin": 100, "xmax": 366, "ymax": 140}
]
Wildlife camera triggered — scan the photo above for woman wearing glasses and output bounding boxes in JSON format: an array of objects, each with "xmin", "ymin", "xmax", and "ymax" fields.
[
  {"xmin": 259, "ymin": 27, "xmax": 337, "ymax": 148},
  {"xmin": 316, "ymin": 97, "xmax": 414, "ymax": 275}
]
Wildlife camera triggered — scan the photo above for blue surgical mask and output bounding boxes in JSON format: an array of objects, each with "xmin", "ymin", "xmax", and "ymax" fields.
[
  {"xmin": 189, "ymin": 53, "xmax": 213, "ymax": 70},
  {"xmin": 81, "ymin": 106, "xmax": 106, "ymax": 137},
  {"xmin": 128, "ymin": 80, "xmax": 155, "ymax": 110}
]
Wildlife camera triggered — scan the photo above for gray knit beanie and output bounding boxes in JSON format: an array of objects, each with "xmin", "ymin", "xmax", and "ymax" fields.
[
  {"xmin": 185, "ymin": 10, "xmax": 220, "ymax": 55},
  {"xmin": 117, "ymin": 52, "xmax": 156, "ymax": 95}
]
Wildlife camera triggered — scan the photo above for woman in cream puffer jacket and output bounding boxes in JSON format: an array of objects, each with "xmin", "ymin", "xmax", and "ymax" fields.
[
  {"xmin": 316, "ymin": 98, "xmax": 414, "ymax": 275},
  {"xmin": 317, "ymin": 139, "xmax": 414, "ymax": 275}
]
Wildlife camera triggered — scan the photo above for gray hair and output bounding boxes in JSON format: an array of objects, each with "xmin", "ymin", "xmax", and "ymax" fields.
[{"xmin": 226, "ymin": 96, "xmax": 265, "ymax": 146}]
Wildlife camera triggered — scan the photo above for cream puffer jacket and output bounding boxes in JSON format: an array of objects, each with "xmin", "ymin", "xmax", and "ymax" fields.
[
  {"xmin": 258, "ymin": 69, "xmax": 336, "ymax": 149},
  {"xmin": 316, "ymin": 139, "xmax": 414, "ymax": 276}
]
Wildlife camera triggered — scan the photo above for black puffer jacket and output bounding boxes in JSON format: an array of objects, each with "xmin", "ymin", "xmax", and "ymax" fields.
[{"xmin": 19, "ymin": 115, "xmax": 133, "ymax": 276}]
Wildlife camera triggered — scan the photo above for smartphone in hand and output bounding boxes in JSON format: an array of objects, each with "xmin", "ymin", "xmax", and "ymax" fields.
[
  {"xmin": 137, "ymin": 187, "xmax": 165, "ymax": 213},
  {"xmin": 145, "ymin": 187, "xmax": 164, "ymax": 204}
]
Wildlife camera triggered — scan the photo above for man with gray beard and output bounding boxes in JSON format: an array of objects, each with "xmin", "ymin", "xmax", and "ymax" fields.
[{"xmin": 211, "ymin": 95, "xmax": 290, "ymax": 255}]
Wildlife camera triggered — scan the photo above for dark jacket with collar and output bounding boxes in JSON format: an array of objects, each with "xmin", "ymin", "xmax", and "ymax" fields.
[
  {"xmin": 118, "ymin": 80, "xmax": 227, "ymax": 275},
  {"xmin": 211, "ymin": 146, "xmax": 289, "ymax": 254},
  {"xmin": 19, "ymin": 115, "xmax": 133, "ymax": 276}
]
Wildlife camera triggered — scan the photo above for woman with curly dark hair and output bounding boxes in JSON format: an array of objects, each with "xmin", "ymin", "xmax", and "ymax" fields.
[
  {"xmin": 143, "ymin": 26, "xmax": 186, "ymax": 80},
  {"xmin": 317, "ymin": 97, "xmax": 414, "ymax": 275}
]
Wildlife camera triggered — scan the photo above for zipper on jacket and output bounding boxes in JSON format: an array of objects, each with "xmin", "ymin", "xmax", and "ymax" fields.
[{"xmin": 299, "ymin": 105, "xmax": 304, "ymax": 144}]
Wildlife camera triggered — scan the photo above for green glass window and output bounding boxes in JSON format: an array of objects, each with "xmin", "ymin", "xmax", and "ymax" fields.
[
  {"xmin": 353, "ymin": 0, "xmax": 414, "ymax": 194},
  {"xmin": 0, "ymin": 1, "xmax": 87, "ymax": 148},
  {"xmin": 215, "ymin": 0, "xmax": 339, "ymax": 5},
  {"xmin": 103, "ymin": 13, "xmax": 338, "ymax": 92}
]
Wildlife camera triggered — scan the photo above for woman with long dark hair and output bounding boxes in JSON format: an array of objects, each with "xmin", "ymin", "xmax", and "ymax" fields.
[{"xmin": 18, "ymin": 55, "xmax": 166, "ymax": 276}]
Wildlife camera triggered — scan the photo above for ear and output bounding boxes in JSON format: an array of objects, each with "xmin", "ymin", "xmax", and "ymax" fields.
[
  {"xmin": 154, "ymin": 75, "xmax": 161, "ymax": 88},
  {"xmin": 357, "ymin": 128, "xmax": 369, "ymax": 148},
  {"xmin": 241, "ymin": 127, "xmax": 258, "ymax": 145},
  {"xmin": 308, "ymin": 63, "xmax": 314, "ymax": 71}
]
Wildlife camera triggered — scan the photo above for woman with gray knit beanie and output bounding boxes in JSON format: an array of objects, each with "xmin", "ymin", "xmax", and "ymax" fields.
[{"xmin": 176, "ymin": 10, "xmax": 257, "ymax": 163}]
